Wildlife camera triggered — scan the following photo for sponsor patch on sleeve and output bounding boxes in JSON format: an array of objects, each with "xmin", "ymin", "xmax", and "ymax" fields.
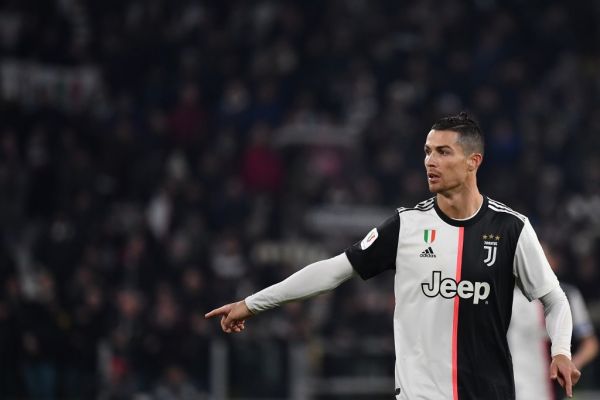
[{"xmin": 360, "ymin": 228, "xmax": 379, "ymax": 250}]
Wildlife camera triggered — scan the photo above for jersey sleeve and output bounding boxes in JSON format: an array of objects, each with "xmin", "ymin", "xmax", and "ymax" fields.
[
  {"xmin": 344, "ymin": 213, "xmax": 399, "ymax": 280},
  {"xmin": 513, "ymin": 219, "xmax": 560, "ymax": 301},
  {"xmin": 564, "ymin": 285, "xmax": 595, "ymax": 339}
]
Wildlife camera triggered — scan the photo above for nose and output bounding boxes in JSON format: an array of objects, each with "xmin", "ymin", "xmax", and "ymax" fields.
[{"xmin": 425, "ymin": 152, "xmax": 437, "ymax": 168}]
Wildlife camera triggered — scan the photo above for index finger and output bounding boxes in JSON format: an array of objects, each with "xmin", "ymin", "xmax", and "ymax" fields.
[
  {"xmin": 205, "ymin": 305, "xmax": 229, "ymax": 319},
  {"xmin": 563, "ymin": 366, "xmax": 573, "ymax": 398}
]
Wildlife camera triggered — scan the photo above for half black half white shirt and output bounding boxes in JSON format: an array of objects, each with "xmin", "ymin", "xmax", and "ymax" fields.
[{"xmin": 345, "ymin": 196, "xmax": 559, "ymax": 400}]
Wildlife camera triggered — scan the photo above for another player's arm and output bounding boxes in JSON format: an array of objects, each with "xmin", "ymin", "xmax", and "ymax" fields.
[
  {"xmin": 572, "ymin": 335, "xmax": 599, "ymax": 370},
  {"xmin": 514, "ymin": 219, "xmax": 581, "ymax": 398},
  {"xmin": 205, "ymin": 213, "xmax": 400, "ymax": 333},
  {"xmin": 567, "ymin": 287, "xmax": 599, "ymax": 370}
]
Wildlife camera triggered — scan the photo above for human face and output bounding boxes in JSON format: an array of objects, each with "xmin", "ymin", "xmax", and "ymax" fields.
[{"xmin": 424, "ymin": 130, "xmax": 471, "ymax": 194}]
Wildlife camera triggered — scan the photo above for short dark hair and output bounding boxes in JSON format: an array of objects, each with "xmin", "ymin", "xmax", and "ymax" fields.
[{"xmin": 431, "ymin": 112, "xmax": 484, "ymax": 155}]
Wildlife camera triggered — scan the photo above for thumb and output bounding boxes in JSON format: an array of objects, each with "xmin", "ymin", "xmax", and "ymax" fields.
[
  {"xmin": 223, "ymin": 313, "xmax": 236, "ymax": 327},
  {"xmin": 223, "ymin": 304, "xmax": 242, "ymax": 327}
]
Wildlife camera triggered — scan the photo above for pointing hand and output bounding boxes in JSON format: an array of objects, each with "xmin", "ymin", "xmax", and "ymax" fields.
[{"xmin": 205, "ymin": 300, "xmax": 254, "ymax": 333}]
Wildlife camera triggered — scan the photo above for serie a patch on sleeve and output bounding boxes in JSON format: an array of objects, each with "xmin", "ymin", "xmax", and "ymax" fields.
[{"xmin": 360, "ymin": 228, "xmax": 379, "ymax": 250}]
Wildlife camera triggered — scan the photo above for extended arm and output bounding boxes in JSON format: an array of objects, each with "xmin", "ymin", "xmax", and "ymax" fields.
[
  {"xmin": 205, "ymin": 213, "xmax": 399, "ymax": 333},
  {"xmin": 245, "ymin": 253, "xmax": 355, "ymax": 313},
  {"xmin": 205, "ymin": 253, "xmax": 355, "ymax": 333}
]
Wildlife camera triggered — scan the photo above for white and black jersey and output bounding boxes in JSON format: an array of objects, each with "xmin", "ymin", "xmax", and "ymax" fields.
[
  {"xmin": 509, "ymin": 282, "xmax": 594, "ymax": 400},
  {"xmin": 507, "ymin": 289, "xmax": 551, "ymax": 400},
  {"xmin": 345, "ymin": 196, "xmax": 560, "ymax": 400},
  {"xmin": 562, "ymin": 283, "xmax": 595, "ymax": 341}
]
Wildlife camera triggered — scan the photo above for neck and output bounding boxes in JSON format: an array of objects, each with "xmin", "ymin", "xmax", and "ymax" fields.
[{"xmin": 436, "ymin": 183, "xmax": 482, "ymax": 220}]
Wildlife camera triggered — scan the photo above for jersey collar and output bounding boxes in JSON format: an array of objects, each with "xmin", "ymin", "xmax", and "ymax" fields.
[{"xmin": 433, "ymin": 195, "xmax": 488, "ymax": 227}]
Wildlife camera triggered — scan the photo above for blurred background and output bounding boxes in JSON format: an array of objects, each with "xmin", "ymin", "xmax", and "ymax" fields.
[{"xmin": 1, "ymin": 0, "xmax": 599, "ymax": 399}]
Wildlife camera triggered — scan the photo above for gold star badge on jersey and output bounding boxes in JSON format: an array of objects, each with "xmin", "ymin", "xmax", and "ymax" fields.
[{"xmin": 482, "ymin": 234, "xmax": 501, "ymax": 242}]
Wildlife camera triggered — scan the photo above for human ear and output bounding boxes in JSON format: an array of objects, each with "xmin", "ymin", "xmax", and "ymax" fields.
[{"xmin": 468, "ymin": 153, "xmax": 482, "ymax": 171}]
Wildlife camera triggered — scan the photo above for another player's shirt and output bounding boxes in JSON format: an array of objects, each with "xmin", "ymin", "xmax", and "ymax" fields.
[
  {"xmin": 509, "ymin": 282, "xmax": 595, "ymax": 400},
  {"xmin": 562, "ymin": 283, "xmax": 595, "ymax": 341},
  {"xmin": 507, "ymin": 289, "xmax": 552, "ymax": 400},
  {"xmin": 345, "ymin": 196, "xmax": 560, "ymax": 400}
]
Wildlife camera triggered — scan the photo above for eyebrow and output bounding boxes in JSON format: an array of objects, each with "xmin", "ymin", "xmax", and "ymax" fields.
[{"xmin": 424, "ymin": 144, "xmax": 453, "ymax": 151}]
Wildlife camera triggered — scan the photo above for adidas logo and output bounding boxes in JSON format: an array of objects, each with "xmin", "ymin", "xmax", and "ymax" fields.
[{"xmin": 420, "ymin": 247, "xmax": 436, "ymax": 258}]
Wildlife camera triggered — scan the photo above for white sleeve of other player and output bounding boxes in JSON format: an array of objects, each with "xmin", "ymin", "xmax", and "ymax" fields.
[
  {"xmin": 539, "ymin": 286, "xmax": 573, "ymax": 358},
  {"xmin": 513, "ymin": 218, "xmax": 560, "ymax": 301},
  {"xmin": 566, "ymin": 286, "xmax": 595, "ymax": 339},
  {"xmin": 245, "ymin": 253, "xmax": 355, "ymax": 314}
]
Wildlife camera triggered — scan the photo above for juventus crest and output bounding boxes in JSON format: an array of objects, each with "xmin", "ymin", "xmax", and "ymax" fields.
[{"xmin": 482, "ymin": 234, "xmax": 500, "ymax": 267}]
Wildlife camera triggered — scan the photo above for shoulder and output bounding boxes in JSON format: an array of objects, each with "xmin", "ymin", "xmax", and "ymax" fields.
[
  {"xmin": 397, "ymin": 197, "xmax": 435, "ymax": 215},
  {"xmin": 487, "ymin": 197, "xmax": 527, "ymax": 224}
]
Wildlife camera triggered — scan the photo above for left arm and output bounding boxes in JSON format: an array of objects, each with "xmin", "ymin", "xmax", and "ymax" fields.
[
  {"xmin": 513, "ymin": 219, "xmax": 581, "ymax": 397},
  {"xmin": 539, "ymin": 287, "xmax": 581, "ymax": 398},
  {"xmin": 539, "ymin": 286, "xmax": 572, "ymax": 359}
]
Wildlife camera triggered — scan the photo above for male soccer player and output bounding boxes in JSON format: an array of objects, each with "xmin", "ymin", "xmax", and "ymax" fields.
[
  {"xmin": 206, "ymin": 112, "xmax": 581, "ymax": 399},
  {"xmin": 508, "ymin": 243, "xmax": 597, "ymax": 400}
]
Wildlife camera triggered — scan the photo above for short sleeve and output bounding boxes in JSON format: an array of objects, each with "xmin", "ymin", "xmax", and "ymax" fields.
[
  {"xmin": 345, "ymin": 213, "xmax": 400, "ymax": 280},
  {"xmin": 513, "ymin": 219, "xmax": 560, "ymax": 301},
  {"xmin": 563, "ymin": 285, "xmax": 595, "ymax": 339}
]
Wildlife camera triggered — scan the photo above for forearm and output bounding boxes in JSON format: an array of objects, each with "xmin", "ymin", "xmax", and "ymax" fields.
[
  {"xmin": 540, "ymin": 286, "xmax": 573, "ymax": 358},
  {"xmin": 245, "ymin": 253, "xmax": 355, "ymax": 314},
  {"xmin": 572, "ymin": 335, "xmax": 599, "ymax": 370}
]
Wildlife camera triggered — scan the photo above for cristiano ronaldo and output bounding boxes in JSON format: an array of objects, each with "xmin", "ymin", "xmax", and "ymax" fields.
[{"xmin": 206, "ymin": 112, "xmax": 581, "ymax": 399}]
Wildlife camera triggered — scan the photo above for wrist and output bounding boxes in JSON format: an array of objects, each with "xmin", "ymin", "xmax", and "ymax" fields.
[
  {"xmin": 552, "ymin": 352, "xmax": 572, "ymax": 360},
  {"xmin": 243, "ymin": 298, "xmax": 258, "ymax": 316}
]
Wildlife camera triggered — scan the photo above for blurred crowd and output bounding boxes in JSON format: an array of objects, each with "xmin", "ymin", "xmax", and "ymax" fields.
[{"xmin": 1, "ymin": 0, "xmax": 599, "ymax": 398}]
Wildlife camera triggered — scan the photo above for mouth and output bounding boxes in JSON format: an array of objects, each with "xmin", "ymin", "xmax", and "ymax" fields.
[{"xmin": 427, "ymin": 172, "xmax": 441, "ymax": 183}]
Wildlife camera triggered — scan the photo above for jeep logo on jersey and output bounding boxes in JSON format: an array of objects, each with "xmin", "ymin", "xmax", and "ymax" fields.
[{"xmin": 421, "ymin": 271, "xmax": 491, "ymax": 304}]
